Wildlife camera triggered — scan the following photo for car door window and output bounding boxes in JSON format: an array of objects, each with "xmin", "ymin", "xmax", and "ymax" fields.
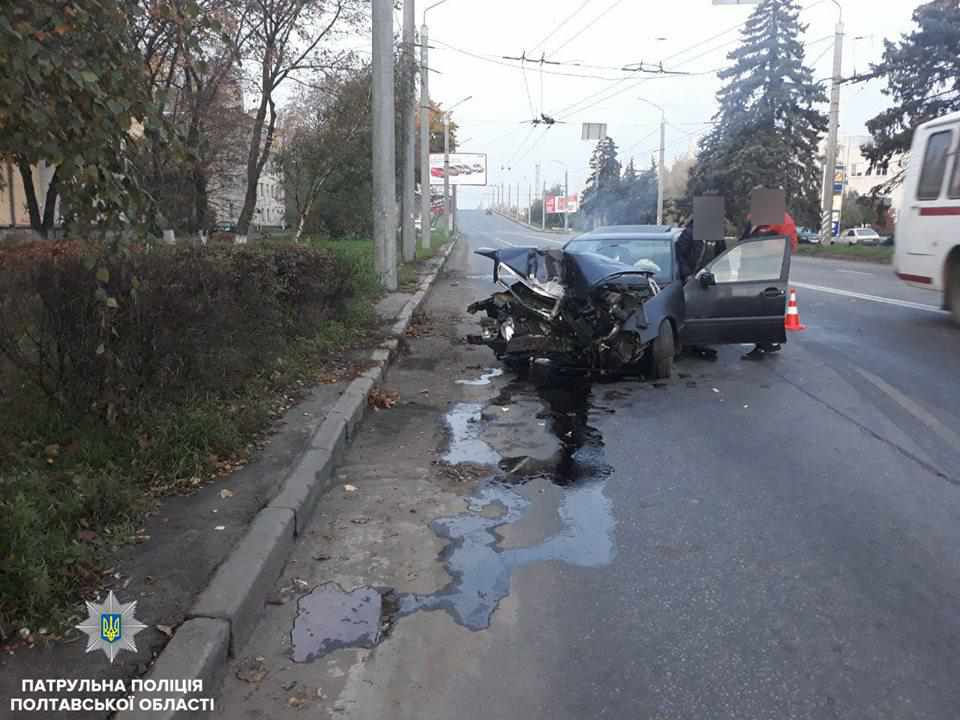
[
  {"xmin": 708, "ymin": 238, "xmax": 786, "ymax": 283},
  {"xmin": 917, "ymin": 130, "xmax": 953, "ymax": 200}
]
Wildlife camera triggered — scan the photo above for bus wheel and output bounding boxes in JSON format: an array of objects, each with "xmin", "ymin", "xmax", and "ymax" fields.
[{"xmin": 950, "ymin": 256, "xmax": 960, "ymax": 326}]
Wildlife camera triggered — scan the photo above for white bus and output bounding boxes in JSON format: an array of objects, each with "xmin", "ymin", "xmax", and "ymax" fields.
[{"xmin": 894, "ymin": 110, "xmax": 960, "ymax": 323}]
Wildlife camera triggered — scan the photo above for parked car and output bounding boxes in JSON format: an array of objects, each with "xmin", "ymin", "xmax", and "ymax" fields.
[
  {"xmin": 836, "ymin": 227, "xmax": 882, "ymax": 245},
  {"xmin": 798, "ymin": 227, "xmax": 821, "ymax": 244},
  {"xmin": 466, "ymin": 226, "xmax": 792, "ymax": 380}
]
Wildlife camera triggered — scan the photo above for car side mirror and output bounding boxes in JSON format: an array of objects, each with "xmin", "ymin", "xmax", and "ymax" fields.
[{"xmin": 699, "ymin": 271, "xmax": 716, "ymax": 289}]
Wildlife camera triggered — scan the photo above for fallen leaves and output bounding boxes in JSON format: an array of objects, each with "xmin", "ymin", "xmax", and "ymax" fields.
[
  {"xmin": 368, "ymin": 387, "xmax": 399, "ymax": 410},
  {"xmin": 235, "ymin": 657, "xmax": 269, "ymax": 684}
]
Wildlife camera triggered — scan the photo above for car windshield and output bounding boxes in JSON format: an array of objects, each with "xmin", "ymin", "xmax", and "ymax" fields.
[{"xmin": 565, "ymin": 237, "xmax": 674, "ymax": 281}]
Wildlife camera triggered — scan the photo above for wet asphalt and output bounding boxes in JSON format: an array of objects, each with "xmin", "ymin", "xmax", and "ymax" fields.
[{"xmin": 214, "ymin": 211, "xmax": 960, "ymax": 720}]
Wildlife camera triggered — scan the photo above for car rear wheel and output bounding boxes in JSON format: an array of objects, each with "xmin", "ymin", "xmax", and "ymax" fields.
[{"xmin": 645, "ymin": 321, "xmax": 674, "ymax": 380}]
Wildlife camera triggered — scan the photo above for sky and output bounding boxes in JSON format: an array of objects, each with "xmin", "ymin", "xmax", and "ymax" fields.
[{"xmin": 410, "ymin": 0, "xmax": 919, "ymax": 209}]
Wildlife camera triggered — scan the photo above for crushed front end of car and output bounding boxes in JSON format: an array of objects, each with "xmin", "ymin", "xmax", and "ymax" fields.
[{"xmin": 466, "ymin": 247, "xmax": 662, "ymax": 376}]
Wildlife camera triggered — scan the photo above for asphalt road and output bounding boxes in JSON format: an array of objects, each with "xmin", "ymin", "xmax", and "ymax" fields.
[{"xmin": 216, "ymin": 210, "xmax": 960, "ymax": 720}]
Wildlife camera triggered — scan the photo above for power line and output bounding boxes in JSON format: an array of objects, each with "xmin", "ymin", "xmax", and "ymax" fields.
[
  {"xmin": 531, "ymin": 0, "xmax": 597, "ymax": 54},
  {"xmin": 548, "ymin": 0, "xmax": 630, "ymax": 58}
]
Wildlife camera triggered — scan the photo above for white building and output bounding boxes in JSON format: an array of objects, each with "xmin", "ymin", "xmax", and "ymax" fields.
[{"xmin": 835, "ymin": 134, "xmax": 907, "ymax": 216}]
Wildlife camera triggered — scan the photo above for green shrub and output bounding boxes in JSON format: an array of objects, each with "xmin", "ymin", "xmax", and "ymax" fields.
[{"xmin": 0, "ymin": 239, "xmax": 381, "ymax": 631}]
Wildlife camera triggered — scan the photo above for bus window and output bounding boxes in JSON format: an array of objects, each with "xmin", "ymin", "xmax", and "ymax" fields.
[
  {"xmin": 916, "ymin": 130, "xmax": 952, "ymax": 200},
  {"xmin": 950, "ymin": 137, "xmax": 960, "ymax": 199}
]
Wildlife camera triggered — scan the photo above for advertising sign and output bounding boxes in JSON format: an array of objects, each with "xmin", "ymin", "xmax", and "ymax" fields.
[
  {"xmin": 833, "ymin": 165, "xmax": 846, "ymax": 195},
  {"xmin": 429, "ymin": 153, "xmax": 487, "ymax": 186},
  {"xmin": 545, "ymin": 195, "xmax": 579, "ymax": 215}
]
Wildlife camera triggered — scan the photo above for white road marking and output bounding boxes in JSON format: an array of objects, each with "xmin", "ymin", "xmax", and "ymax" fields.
[
  {"xmin": 791, "ymin": 281, "xmax": 948, "ymax": 315},
  {"xmin": 853, "ymin": 367, "xmax": 960, "ymax": 450},
  {"xmin": 836, "ymin": 269, "xmax": 873, "ymax": 276}
]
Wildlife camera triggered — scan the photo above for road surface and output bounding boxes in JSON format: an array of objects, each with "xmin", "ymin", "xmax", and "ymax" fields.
[{"xmin": 215, "ymin": 211, "xmax": 960, "ymax": 720}]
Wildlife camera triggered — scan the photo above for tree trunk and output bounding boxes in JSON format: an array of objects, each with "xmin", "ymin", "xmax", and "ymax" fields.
[
  {"xmin": 16, "ymin": 159, "xmax": 44, "ymax": 237},
  {"xmin": 237, "ymin": 95, "xmax": 272, "ymax": 237},
  {"xmin": 41, "ymin": 167, "xmax": 59, "ymax": 236},
  {"xmin": 294, "ymin": 197, "xmax": 313, "ymax": 243}
]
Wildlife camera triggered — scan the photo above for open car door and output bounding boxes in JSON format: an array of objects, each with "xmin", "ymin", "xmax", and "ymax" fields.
[{"xmin": 681, "ymin": 236, "xmax": 791, "ymax": 346}]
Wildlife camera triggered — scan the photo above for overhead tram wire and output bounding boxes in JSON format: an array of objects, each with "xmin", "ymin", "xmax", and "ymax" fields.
[
  {"xmin": 553, "ymin": 21, "xmax": 839, "ymax": 122},
  {"xmin": 530, "ymin": 0, "xmax": 597, "ymax": 54},
  {"xmin": 547, "ymin": 0, "xmax": 630, "ymax": 58},
  {"xmin": 551, "ymin": 0, "xmax": 832, "ymax": 121}
]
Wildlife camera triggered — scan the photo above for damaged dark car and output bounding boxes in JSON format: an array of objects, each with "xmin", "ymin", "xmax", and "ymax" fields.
[{"xmin": 467, "ymin": 226, "xmax": 792, "ymax": 379}]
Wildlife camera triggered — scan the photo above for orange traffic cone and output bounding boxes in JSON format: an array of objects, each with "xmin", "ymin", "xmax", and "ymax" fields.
[{"xmin": 785, "ymin": 288, "xmax": 806, "ymax": 331}]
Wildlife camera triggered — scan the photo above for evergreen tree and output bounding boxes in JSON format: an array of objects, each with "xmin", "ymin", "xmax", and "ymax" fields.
[
  {"xmin": 616, "ymin": 158, "xmax": 658, "ymax": 224},
  {"xmin": 864, "ymin": 0, "xmax": 960, "ymax": 181},
  {"xmin": 581, "ymin": 136, "xmax": 621, "ymax": 227},
  {"xmin": 689, "ymin": 0, "xmax": 827, "ymax": 227}
]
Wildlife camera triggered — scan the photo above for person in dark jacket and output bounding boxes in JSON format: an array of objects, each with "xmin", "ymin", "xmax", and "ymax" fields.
[
  {"xmin": 676, "ymin": 220, "xmax": 718, "ymax": 360},
  {"xmin": 676, "ymin": 219, "xmax": 704, "ymax": 282}
]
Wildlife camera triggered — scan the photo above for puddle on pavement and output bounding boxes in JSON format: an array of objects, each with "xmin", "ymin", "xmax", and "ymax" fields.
[
  {"xmin": 455, "ymin": 368, "xmax": 504, "ymax": 386},
  {"xmin": 290, "ymin": 583, "xmax": 382, "ymax": 662},
  {"xmin": 291, "ymin": 381, "xmax": 618, "ymax": 660},
  {"xmin": 398, "ymin": 381, "xmax": 616, "ymax": 630},
  {"xmin": 442, "ymin": 402, "xmax": 501, "ymax": 466}
]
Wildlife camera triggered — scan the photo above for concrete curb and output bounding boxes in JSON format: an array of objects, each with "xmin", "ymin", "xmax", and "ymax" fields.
[
  {"xmin": 117, "ymin": 239, "xmax": 458, "ymax": 720},
  {"xmin": 494, "ymin": 210, "xmax": 575, "ymax": 236}
]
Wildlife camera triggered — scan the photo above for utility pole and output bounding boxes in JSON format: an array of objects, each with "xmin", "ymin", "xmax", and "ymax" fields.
[
  {"xmin": 542, "ymin": 181, "xmax": 547, "ymax": 231},
  {"xmin": 657, "ymin": 110, "xmax": 665, "ymax": 225},
  {"xmin": 563, "ymin": 168, "xmax": 569, "ymax": 231},
  {"xmin": 419, "ymin": 23, "xmax": 431, "ymax": 250},
  {"xmin": 372, "ymin": 0, "xmax": 397, "ymax": 289},
  {"xmin": 528, "ymin": 185, "xmax": 532, "ymax": 222},
  {"xmin": 821, "ymin": 17, "xmax": 844, "ymax": 243},
  {"xmin": 401, "ymin": 0, "xmax": 416, "ymax": 262},
  {"xmin": 443, "ymin": 111, "xmax": 451, "ymax": 234}
]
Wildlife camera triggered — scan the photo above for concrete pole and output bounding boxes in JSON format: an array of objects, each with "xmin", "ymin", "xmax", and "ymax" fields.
[
  {"xmin": 372, "ymin": 0, "xmax": 397, "ymax": 289},
  {"xmin": 657, "ymin": 111, "xmax": 665, "ymax": 225},
  {"xmin": 419, "ymin": 24, "xmax": 431, "ymax": 250},
  {"xmin": 401, "ymin": 0, "xmax": 416, "ymax": 262},
  {"xmin": 453, "ymin": 186, "xmax": 458, "ymax": 232},
  {"xmin": 443, "ymin": 112, "xmax": 452, "ymax": 234},
  {"xmin": 542, "ymin": 181, "xmax": 546, "ymax": 231},
  {"xmin": 820, "ymin": 20, "xmax": 844, "ymax": 243}
]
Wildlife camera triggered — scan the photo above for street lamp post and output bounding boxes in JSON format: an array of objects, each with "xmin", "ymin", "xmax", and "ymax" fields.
[
  {"xmin": 420, "ymin": 1, "xmax": 452, "ymax": 250},
  {"xmin": 820, "ymin": 1, "xmax": 844, "ymax": 243},
  {"xmin": 442, "ymin": 95, "xmax": 471, "ymax": 234},
  {"xmin": 637, "ymin": 97, "xmax": 666, "ymax": 225}
]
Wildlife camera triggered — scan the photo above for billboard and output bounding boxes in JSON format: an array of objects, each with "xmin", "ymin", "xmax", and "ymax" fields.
[
  {"xmin": 545, "ymin": 195, "xmax": 580, "ymax": 214},
  {"xmin": 429, "ymin": 153, "xmax": 487, "ymax": 186}
]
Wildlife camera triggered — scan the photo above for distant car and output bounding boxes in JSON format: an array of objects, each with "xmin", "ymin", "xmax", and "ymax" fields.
[
  {"xmin": 837, "ymin": 227, "xmax": 882, "ymax": 245},
  {"xmin": 798, "ymin": 227, "xmax": 821, "ymax": 244},
  {"xmin": 212, "ymin": 222, "xmax": 237, "ymax": 233},
  {"xmin": 485, "ymin": 208, "xmax": 493, "ymax": 215}
]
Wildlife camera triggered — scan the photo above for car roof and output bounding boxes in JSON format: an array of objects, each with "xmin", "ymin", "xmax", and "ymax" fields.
[{"xmin": 572, "ymin": 225, "xmax": 678, "ymax": 242}]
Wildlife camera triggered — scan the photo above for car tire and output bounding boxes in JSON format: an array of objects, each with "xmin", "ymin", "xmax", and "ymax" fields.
[{"xmin": 645, "ymin": 321, "xmax": 674, "ymax": 380}]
